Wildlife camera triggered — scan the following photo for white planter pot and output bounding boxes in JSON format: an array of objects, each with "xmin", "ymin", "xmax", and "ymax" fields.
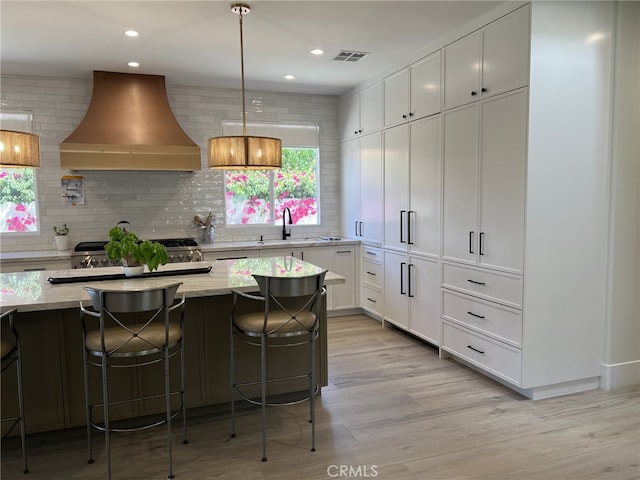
[
  {"xmin": 122, "ymin": 265, "xmax": 144, "ymax": 277},
  {"xmin": 54, "ymin": 235, "xmax": 71, "ymax": 251}
]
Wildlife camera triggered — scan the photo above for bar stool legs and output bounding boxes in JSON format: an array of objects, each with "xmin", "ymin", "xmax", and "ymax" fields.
[{"xmin": 1, "ymin": 308, "xmax": 28, "ymax": 474}]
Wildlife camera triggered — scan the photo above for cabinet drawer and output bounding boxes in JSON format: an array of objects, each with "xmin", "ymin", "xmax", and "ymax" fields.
[
  {"xmin": 442, "ymin": 321, "xmax": 521, "ymax": 385},
  {"xmin": 361, "ymin": 246, "xmax": 382, "ymax": 263},
  {"xmin": 441, "ymin": 262, "xmax": 522, "ymax": 308},
  {"xmin": 362, "ymin": 260, "xmax": 383, "ymax": 288},
  {"xmin": 442, "ymin": 290, "xmax": 522, "ymax": 347},
  {"xmin": 362, "ymin": 286, "xmax": 383, "ymax": 315}
]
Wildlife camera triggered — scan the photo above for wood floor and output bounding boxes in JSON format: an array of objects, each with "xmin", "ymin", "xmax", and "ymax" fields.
[{"xmin": 2, "ymin": 314, "xmax": 639, "ymax": 479}]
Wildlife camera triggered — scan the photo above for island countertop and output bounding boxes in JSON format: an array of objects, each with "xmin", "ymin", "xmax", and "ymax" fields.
[{"xmin": 0, "ymin": 257, "xmax": 345, "ymax": 312}]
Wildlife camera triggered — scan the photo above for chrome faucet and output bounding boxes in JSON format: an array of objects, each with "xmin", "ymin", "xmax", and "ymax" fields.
[{"xmin": 282, "ymin": 207, "xmax": 292, "ymax": 240}]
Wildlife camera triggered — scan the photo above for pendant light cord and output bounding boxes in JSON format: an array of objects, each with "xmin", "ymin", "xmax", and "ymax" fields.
[{"xmin": 239, "ymin": 10, "xmax": 247, "ymax": 136}]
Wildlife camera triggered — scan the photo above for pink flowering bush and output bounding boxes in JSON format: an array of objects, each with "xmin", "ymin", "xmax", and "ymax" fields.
[
  {"xmin": 224, "ymin": 148, "xmax": 318, "ymax": 225},
  {"xmin": 0, "ymin": 168, "xmax": 38, "ymax": 233}
]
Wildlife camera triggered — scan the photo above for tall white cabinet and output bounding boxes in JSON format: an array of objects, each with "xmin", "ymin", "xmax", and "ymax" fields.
[
  {"xmin": 442, "ymin": 89, "xmax": 527, "ymax": 274},
  {"xmin": 383, "ymin": 115, "xmax": 442, "ymax": 344},
  {"xmin": 340, "ymin": 132, "xmax": 383, "ymax": 243},
  {"xmin": 341, "ymin": 2, "xmax": 619, "ymax": 398},
  {"xmin": 440, "ymin": 2, "xmax": 616, "ymax": 398}
]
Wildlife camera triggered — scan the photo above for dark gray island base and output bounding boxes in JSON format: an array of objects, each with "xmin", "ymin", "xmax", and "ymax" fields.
[{"xmin": 0, "ymin": 258, "xmax": 340, "ymax": 434}]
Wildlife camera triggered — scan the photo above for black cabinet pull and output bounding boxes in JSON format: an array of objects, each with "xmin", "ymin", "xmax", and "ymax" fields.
[
  {"xmin": 407, "ymin": 210, "xmax": 414, "ymax": 245},
  {"xmin": 400, "ymin": 210, "xmax": 407, "ymax": 244},
  {"xmin": 366, "ymin": 271, "xmax": 377, "ymax": 276},
  {"xmin": 354, "ymin": 130, "xmax": 359, "ymax": 135},
  {"xmin": 471, "ymin": 91, "xmax": 477, "ymax": 96},
  {"xmin": 400, "ymin": 262, "xmax": 407, "ymax": 295},
  {"xmin": 336, "ymin": 250, "xmax": 352, "ymax": 254},
  {"xmin": 469, "ymin": 231, "xmax": 475, "ymax": 254},
  {"xmin": 359, "ymin": 129, "xmax": 363, "ymax": 133},
  {"xmin": 467, "ymin": 311, "xmax": 485, "ymax": 319},
  {"xmin": 366, "ymin": 297, "xmax": 377, "ymax": 303},
  {"xmin": 481, "ymin": 87, "xmax": 487, "ymax": 93},
  {"xmin": 366, "ymin": 251, "xmax": 377, "ymax": 256},
  {"xmin": 479, "ymin": 232, "xmax": 485, "ymax": 256},
  {"xmin": 408, "ymin": 263, "xmax": 414, "ymax": 298},
  {"xmin": 409, "ymin": 112, "xmax": 414, "ymax": 117},
  {"xmin": 467, "ymin": 279, "xmax": 486, "ymax": 285},
  {"xmin": 402, "ymin": 114, "xmax": 407, "ymax": 119},
  {"xmin": 467, "ymin": 345, "xmax": 485, "ymax": 354},
  {"xmin": 359, "ymin": 221, "xmax": 364, "ymax": 237}
]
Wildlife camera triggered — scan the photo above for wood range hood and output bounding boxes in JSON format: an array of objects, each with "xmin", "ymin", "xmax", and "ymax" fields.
[{"xmin": 59, "ymin": 71, "xmax": 201, "ymax": 171}]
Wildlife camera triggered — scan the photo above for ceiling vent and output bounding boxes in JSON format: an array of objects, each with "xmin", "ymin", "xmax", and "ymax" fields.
[{"xmin": 333, "ymin": 51, "xmax": 369, "ymax": 62}]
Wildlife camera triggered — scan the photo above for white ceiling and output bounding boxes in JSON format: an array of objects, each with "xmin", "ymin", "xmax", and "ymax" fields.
[{"xmin": 1, "ymin": 0, "xmax": 505, "ymax": 96}]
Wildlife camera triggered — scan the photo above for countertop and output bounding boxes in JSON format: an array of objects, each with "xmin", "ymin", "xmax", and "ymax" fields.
[
  {"xmin": 0, "ymin": 238, "xmax": 361, "ymax": 264},
  {"xmin": 0, "ymin": 257, "xmax": 345, "ymax": 312}
]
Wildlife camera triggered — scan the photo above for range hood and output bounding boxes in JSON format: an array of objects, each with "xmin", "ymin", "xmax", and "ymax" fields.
[{"xmin": 60, "ymin": 71, "xmax": 201, "ymax": 171}]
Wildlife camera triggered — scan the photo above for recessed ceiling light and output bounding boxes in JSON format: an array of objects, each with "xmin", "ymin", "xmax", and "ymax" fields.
[
  {"xmin": 128, "ymin": 61, "xmax": 140, "ymax": 68},
  {"xmin": 310, "ymin": 48, "xmax": 324, "ymax": 55},
  {"xmin": 284, "ymin": 74, "xmax": 295, "ymax": 80},
  {"xmin": 124, "ymin": 30, "xmax": 139, "ymax": 37}
]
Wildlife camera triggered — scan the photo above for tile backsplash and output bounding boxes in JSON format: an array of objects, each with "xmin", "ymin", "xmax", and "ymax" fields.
[{"xmin": 0, "ymin": 75, "xmax": 340, "ymax": 252}]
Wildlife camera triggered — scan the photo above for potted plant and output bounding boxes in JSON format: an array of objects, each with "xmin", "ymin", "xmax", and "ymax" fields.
[
  {"xmin": 105, "ymin": 226, "xmax": 169, "ymax": 277},
  {"xmin": 52, "ymin": 224, "xmax": 71, "ymax": 251}
]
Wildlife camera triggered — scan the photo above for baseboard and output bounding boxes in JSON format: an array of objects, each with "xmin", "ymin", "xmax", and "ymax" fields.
[{"xmin": 600, "ymin": 359, "xmax": 640, "ymax": 390}]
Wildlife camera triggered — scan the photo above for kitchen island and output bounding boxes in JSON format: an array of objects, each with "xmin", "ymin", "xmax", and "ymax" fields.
[{"xmin": 0, "ymin": 257, "xmax": 344, "ymax": 435}]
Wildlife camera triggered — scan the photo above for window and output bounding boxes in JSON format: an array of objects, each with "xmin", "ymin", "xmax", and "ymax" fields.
[
  {"xmin": 222, "ymin": 121, "xmax": 320, "ymax": 226},
  {"xmin": 0, "ymin": 111, "xmax": 39, "ymax": 233},
  {"xmin": 225, "ymin": 147, "xmax": 319, "ymax": 225}
]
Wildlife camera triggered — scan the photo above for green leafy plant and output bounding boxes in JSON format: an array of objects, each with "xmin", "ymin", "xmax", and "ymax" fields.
[
  {"xmin": 105, "ymin": 226, "xmax": 168, "ymax": 272},
  {"xmin": 52, "ymin": 224, "xmax": 69, "ymax": 235}
]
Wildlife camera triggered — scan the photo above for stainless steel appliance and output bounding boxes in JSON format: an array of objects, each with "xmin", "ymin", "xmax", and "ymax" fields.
[{"xmin": 71, "ymin": 238, "xmax": 202, "ymax": 269}]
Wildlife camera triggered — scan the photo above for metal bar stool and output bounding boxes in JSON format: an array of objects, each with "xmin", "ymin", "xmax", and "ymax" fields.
[
  {"xmin": 79, "ymin": 282, "xmax": 187, "ymax": 480},
  {"xmin": 230, "ymin": 271, "xmax": 327, "ymax": 461},
  {"xmin": 1, "ymin": 308, "xmax": 28, "ymax": 474}
]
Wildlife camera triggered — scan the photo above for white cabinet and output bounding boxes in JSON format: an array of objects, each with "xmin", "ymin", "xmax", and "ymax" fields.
[
  {"xmin": 340, "ymin": 133, "xmax": 383, "ymax": 242},
  {"xmin": 332, "ymin": 247, "xmax": 357, "ymax": 310},
  {"xmin": 1, "ymin": 259, "xmax": 72, "ymax": 272},
  {"xmin": 361, "ymin": 245, "xmax": 383, "ymax": 317},
  {"xmin": 384, "ymin": 52, "xmax": 441, "ymax": 128},
  {"xmin": 384, "ymin": 251, "xmax": 440, "ymax": 345},
  {"xmin": 340, "ymin": 138, "xmax": 360, "ymax": 239},
  {"xmin": 340, "ymin": 82, "xmax": 383, "ymax": 140},
  {"xmin": 443, "ymin": 5, "xmax": 530, "ymax": 111},
  {"xmin": 383, "ymin": 125, "xmax": 409, "ymax": 251},
  {"xmin": 209, "ymin": 250, "xmax": 259, "ymax": 260},
  {"xmin": 442, "ymin": 88, "xmax": 527, "ymax": 274},
  {"xmin": 383, "ymin": 115, "xmax": 441, "ymax": 257},
  {"xmin": 263, "ymin": 245, "xmax": 357, "ymax": 311}
]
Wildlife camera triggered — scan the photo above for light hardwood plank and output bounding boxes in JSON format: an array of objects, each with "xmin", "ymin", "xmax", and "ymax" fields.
[{"xmin": 1, "ymin": 314, "xmax": 638, "ymax": 479}]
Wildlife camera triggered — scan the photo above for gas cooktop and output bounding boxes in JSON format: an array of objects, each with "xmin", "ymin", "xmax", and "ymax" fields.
[{"xmin": 74, "ymin": 238, "xmax": 198, "ymax": 252}]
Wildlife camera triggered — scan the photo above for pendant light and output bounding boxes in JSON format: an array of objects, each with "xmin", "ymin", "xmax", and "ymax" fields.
[
  {"xmin": 0, "ymin": 130, "xmax": 40, "ymax": 168},
  {"xmin": 208, "ymin": 4, "xmax": 281, "ymax": 170}
]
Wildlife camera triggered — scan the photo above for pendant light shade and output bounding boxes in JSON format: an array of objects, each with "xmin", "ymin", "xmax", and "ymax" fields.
[
  {"xmin": 0, "ymin": 130, "xmax": 40, "ymax": 168},
  {"xmin": 208, "ymin": 135, "xmax": 281, "ymax": 170},
  {"xmin": 208, "ymin": 3, "xmax": 282, "ymax": 170}
]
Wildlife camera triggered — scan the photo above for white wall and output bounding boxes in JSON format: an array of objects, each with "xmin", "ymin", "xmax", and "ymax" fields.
[
  {"xmin": 0, "ymin": 75, "xmax": 340, "ymax": 252},
  {"xmin": 602, "ymin": 1, "xmax": 640, "ymax": 390}
]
